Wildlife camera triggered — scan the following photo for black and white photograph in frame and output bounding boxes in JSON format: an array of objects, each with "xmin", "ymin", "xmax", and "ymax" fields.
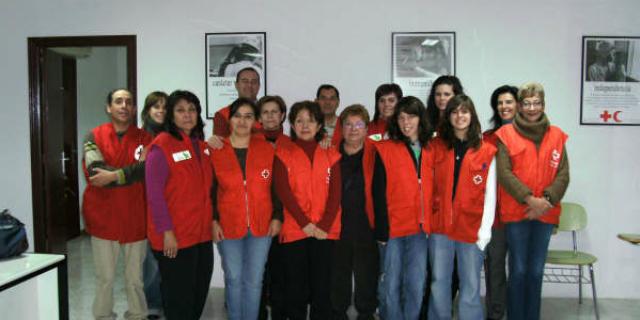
[
  {"xmin": 205, "ymin": 32, "xmax": 266, "ymax": 118},
  {"xmin": 392, "ymin": 32, "xmax": 455, "ymax": 103},
  {"xmin": 581, "ymin": 36, "xmax": 640, "ymax": 125}
]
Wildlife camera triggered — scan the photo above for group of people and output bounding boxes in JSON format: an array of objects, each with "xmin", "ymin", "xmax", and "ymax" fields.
[{"xmin": 82, "ymin": 66, "xmax": 570, "ymax": 320}]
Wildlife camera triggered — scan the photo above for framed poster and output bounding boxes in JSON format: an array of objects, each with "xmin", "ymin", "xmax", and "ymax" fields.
[
  {"xmin": 392, "ymin": 32, "xmax": 455, "ymax": 103},
  {"xmin": 205, "ymin": 32, "xmax": 266, "ymax": 118},
  {"xmin": 580, "ymin": 36, "xmax": 640, "ymax": 125}
]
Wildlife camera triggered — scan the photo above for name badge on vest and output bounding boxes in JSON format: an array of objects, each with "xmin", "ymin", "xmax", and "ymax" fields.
[
  {"xmin": 134, "ymin": 144, "xmax": 144, "ymax": 160},
  {"xmin": 172, "ymin": 150, "xmax": 192, "ymax": 162}
]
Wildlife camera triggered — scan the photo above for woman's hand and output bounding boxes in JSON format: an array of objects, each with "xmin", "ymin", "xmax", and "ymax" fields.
[
  {"xmin": 524, "ymin": 196, "xmax": 553, "ymax": 220},
  {"xmin": 267, "ymin": 219, "xmax": 282, "ymax": 237},
  {"xmin": 207, "ymin": 135, "xmax": 224, "ymax": 150},
  {"xmin": 89, "ymin": 167, "xmax": 118, "ymax": 187},
  {"xmin": 313, "ymin": 228, "xmax": 328, "ymax": 240},
  {"xmin": 163, "ymin": 231, "xmax": 178, "ymax": 258},
  {"xmin": 212, "ymin": 220, "xmax": 225, "ymax": 243},
  {"xmin": 302, "ymin": 223, "xmax": 317, "ymax": 237}
]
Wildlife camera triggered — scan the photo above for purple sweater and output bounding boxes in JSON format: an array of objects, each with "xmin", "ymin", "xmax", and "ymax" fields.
[{"xmin": 145, "ymin": 137, "xmax": 201, "ymax": 233}]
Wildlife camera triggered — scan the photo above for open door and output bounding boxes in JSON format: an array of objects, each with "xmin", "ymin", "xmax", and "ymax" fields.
[{"xmin": 28, "ymin": 36, "xmax": 137, "ymax": 254}]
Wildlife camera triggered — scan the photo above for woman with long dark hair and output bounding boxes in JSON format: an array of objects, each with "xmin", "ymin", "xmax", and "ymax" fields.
[
  {"xmin": 425, "ymin": 75, "xmax": 464, "ymax": 129},
  {"xmin": 428, "ymin": 95, "xmax": 497, "ymax": 319},
  {"xmin": 373, "ymin": 96, "xmax": 433, "ymax": 320},
  {"xmin": 369, "ymin": 83, "xmax": 403, "ymax": 139},
  {"xmin": 483, "ymin": 85, "xmax": 518, "ymax": 320},
  {"xmin": 145, "ymin": 90, "xmax": 213, "ymax": 320}
]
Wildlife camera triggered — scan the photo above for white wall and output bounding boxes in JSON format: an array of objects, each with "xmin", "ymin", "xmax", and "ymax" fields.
[
  {"xmin": 76, "ymin": 46, "xmax": 128, "ymax": 228},
  {"xmin": 1, "ymin": 0, "xmax": 639, "ymax": 298}
]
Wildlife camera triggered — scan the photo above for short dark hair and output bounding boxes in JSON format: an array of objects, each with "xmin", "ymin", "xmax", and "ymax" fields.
[
  {"xmin": 426, "ymin": 75, "xmax": 464, "ymax": 127},
  {"xmin": 387, "ymin": 96, "xmax": 432, "ymax": 145},
  {"xmin": 489, "ymin": 85, "xmax": 518, "ymax": 131},
  {"xmin": 141, "ymin": 91, "xmax": 168, "ymax": 126},
  {"xmin": 316, "ymin": 84, "xmax": 340, "ymax": 100},
  {"xmin": 373, "ymin": 83, "xmax": 403, "ymax": 122},
  {"xmin": 439, "ymin": 94, "xmax": 482, "ymax": 150},
  {"xmin": 257, "ymin": 95, "xmax": 287, "ymax": 122},
  {"xmin": 106, "ymin": 88, "xmax": 131, "ymax": 105},
  {"xmin": 235, "ymin": 67, "xmax": 260, "ymax": 83},
  {"xmin": 165, "ymin": 90, "xmax": 205, "ymax": 141},
  {"xmin": 229, "ymin": 97, "xmax": 258, "ymax": 119},
  {"xmin": 288, "ymin": 100, "xmax": 326, "ymax": 142}
]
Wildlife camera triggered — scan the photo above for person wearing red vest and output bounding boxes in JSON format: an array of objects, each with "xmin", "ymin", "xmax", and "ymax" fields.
[
  {"xmin": 209, "ymin": 98, "xmax": 282, "ymax": 320},
  {"xmin": 81, "ymin": 88, "xmax": 151, "ymax": 320},
  {"xmin": 373, "ymin": 96, "xmax": 434, "ymax": 320},
  {"xmin": 212, "ymin": 67, "xmax": 263, "ymax": 137},
  {"xmin": 482, "ymin": 85, "xmax": 518, "ymax": 320},
  {"xmin": 273, "ymin": 100, "xmax": 342, "ymax": 319},
  {"xmin": 428, "ymin": 95, "xmax": 497, "ymax": 320},
  {"xmin": 496, "ymin": 83, "xmax": 570, "ymax": 320},
  {"xmin": 329, "ymin": 104, "xmax": 379, "ymax": 320},
  {"xmin": 254, "ymin": 95, "xmax": 287, "ymax": 320},
  {"xmin": 368, "ymin": 83, "xmax": 403, "ymax": 141},
  {"xmin": 145, "ymin": 90, "xmax": 214, "ymax": 320}
]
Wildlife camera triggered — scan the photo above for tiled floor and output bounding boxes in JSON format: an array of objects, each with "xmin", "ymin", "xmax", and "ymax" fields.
[{"xmin": 68, "ymin": 234, "xmax": 640, "ymax": 319}]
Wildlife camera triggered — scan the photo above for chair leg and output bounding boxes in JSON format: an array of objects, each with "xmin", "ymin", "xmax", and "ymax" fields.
[
  {"xmin": 579, "ymin": 265, "xmax": 583, "ymax": 304},
  {"xmin": 589, "ymin": 264, "xmax": 600, "ymax": 320}
]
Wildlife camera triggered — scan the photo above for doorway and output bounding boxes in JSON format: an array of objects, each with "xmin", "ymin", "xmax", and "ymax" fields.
[{"xmin": 28, "ymin": 35, "xmax": 137, "ymax": 255}]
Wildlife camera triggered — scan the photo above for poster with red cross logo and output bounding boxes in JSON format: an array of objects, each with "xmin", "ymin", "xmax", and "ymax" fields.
[{"xmin": 580, "ymin": 36, "xmax": 640, "ymax": 125}]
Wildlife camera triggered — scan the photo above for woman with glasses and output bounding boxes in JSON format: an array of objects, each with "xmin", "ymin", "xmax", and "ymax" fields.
[
  {"xmin": 495, "ymin": 82, "xmax": 570, "ymax": 320},
  {"xmin": 330, "ymin": 104, "xmax": 379, "ymax": 320}
]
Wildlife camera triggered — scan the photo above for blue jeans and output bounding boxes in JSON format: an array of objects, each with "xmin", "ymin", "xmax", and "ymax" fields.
[
  {"xmin": 428, "ymin": 234, "xmax": 484, "ymax": 320},
  {"xmin": 143, "ymin": 242, "xmax": 162, "ymax": 312},
  {"xmin": 505, "ymin": 220, "xmax": 554, "ymax": 320},
  {"xmin": 380, "ymin": 231, "xmax": 428, "ymax": 320},
  {"xmin": 217, "ymin": 231, "xmax": 272, "ymax": 320}
]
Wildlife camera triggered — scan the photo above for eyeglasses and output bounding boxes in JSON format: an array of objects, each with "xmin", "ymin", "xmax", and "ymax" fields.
[
  {"xmin": 343, "ymin": 121, "xmax": 366, "ymax": 130},
  {"xmin": 521, "ymin": 100, "xmax": 543, "ymax": 109}
]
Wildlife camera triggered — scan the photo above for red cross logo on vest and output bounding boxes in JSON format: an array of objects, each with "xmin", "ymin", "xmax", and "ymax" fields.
[
  {"xmin": 134, "ymin": 145, "xmax": 144, "ymax": 160},
  {"xmin": 550, "ymin": 149, "xmax": 560, "ymax": 168},
  {"xmin": 473, "ymin": 174, "xmax": 483, "ymax": 185},
  {"xmin": 261, "ymin": 169, "xmax": 270, "ymax": 179}
]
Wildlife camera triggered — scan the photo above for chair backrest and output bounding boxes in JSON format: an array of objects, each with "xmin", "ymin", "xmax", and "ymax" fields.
[{"xmin": 558, "ymin": 202, "xmax": 588, "ymax": 232}]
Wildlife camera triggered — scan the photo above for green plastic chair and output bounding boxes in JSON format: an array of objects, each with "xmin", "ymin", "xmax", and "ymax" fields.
[{"xmin": 544, "ymin": 202, "xmax": 600, "ymax": 319}]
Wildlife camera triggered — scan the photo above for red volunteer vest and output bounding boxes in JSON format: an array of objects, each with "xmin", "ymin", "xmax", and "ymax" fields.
[
  {"xmin": 275, "ymin": 138, "xmax": 342, "ymax": 243},
  {"xmin": 374, "ymin": 140, "xmax": 434, "ymax": 238},
  {"xmin": 146, "ymin": 132, "xmax": 214, "ymax": 250},
  {"xmin": 82, "ymin": 123, "xmax": 151, "ymax": 243},
  {"xmin": 496, "ymin": 124, "xmax": 568, "ymax": 224},
  {"xmin": 210, "ymin": 136, "xmax": 275, "ymax": 239},
  {"xmin": 431, "ymin": 138, "xmax": 497, "ymax": 243},
  {"xmin": 482, "ymin": 130, "xmax": 504, "ymax": 229}
]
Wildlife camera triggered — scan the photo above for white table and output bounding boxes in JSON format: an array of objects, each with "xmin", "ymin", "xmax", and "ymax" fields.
[{"xmin": 0, "ymin": 253, "xmax": 67, "ymax": 320}]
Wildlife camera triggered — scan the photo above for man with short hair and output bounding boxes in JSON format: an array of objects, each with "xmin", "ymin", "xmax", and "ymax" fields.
[
  {"xmin": 213, "ymin": 67, "xmax": 262, "ymax": 136},
  {"xmin": 316, "ymin": 84, "xmax": 342, "ymax": 146},
  {"xmin": 82, "ymin": 88, "xmax": 151, "ymax": 320}
]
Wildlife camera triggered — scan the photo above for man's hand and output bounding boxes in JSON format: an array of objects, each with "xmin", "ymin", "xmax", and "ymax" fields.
[
  {"xmin": 89, "ymin": 167, "xmax": 119, "ymax": 187},
  {"xmin": 207, "ymin": 135, "xmax": 224, "ymax": 150}
]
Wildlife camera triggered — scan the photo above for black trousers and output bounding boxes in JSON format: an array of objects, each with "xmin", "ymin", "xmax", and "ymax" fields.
[
  {"xmin": 282, "ymin": 237, "xmax": 334, "ymax": 320},
  {"xmin": 330, "ymin": 238, "xmax": 379, "ymax": 320},
  {"xmin": 154, "ymin": 241, "xmax": 213, "ymax": 320},
  {"xmin": 485, "ymin": 227, "xmax": 508, "ymax": 319},
  {"xmin": 259, "ymin": 236, "xmax": 286, "ymax": 320}
]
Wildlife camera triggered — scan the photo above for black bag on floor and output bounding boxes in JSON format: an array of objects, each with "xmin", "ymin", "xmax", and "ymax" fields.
[{"xmin": 0, "ymin": 209, "xmax": 29, "ymax": 259}]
